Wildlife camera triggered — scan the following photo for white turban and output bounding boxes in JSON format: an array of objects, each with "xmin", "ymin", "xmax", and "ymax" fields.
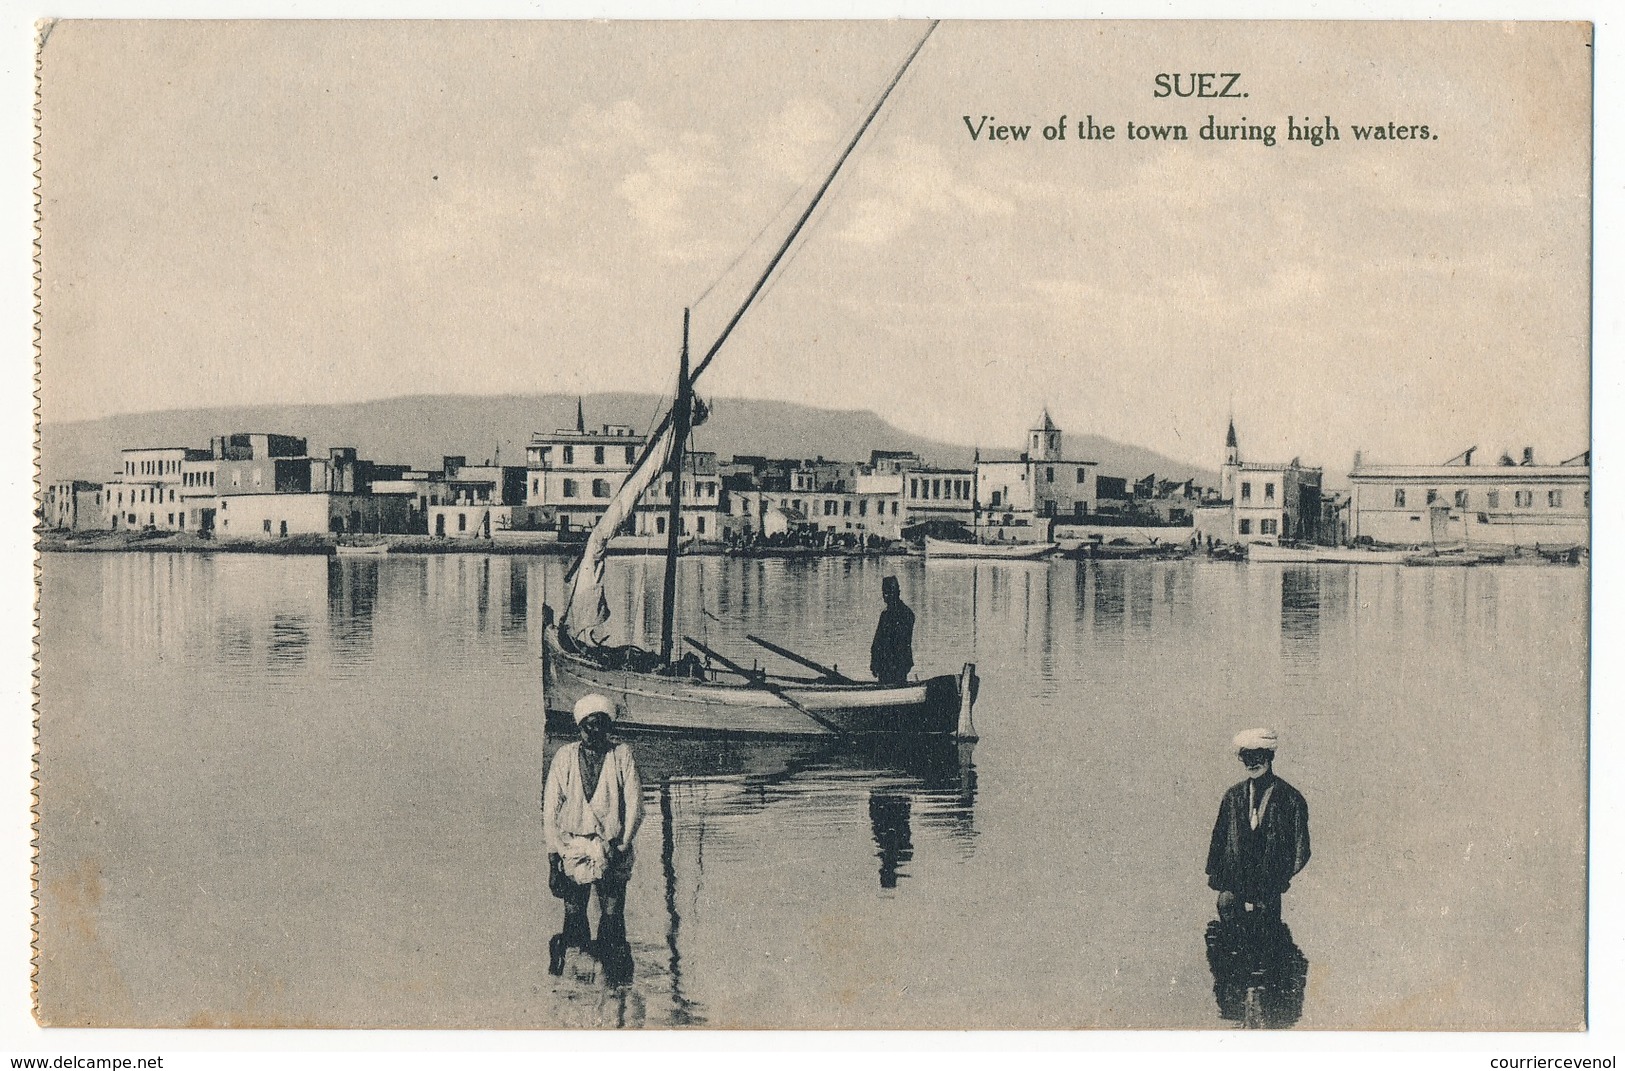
[
  {"xmin": 1233, "ymin": 727, "xmax": 1278, "ymax": 752},
  {"xmin": 573, "ymin": 693, "xmax": 616, "ymax": 724}
]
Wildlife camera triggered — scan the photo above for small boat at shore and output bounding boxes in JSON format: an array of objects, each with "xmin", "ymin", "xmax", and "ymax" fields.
[
  {"xmin": 334, "ymin": 540, "xmax": 391, "ymax": 557},
  {"xmin": 1246, "ymin": 543, "xmax": 1413, "ymax": 565},
  {"xmin": 924, "ymin": 536, "xmax": 1056, "ymax": 560},
  {"xmin": 1403, "ymin": 548, "xmax": 1506, "ymax": 567}
]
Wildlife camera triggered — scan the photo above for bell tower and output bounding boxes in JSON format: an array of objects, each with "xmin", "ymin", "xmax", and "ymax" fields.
[{"xmin": 1030, "ymin": 409, "xmax": 1062, "ymax": 462}]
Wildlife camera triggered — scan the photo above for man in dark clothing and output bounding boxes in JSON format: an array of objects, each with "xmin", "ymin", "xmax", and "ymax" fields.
[
  {"xmin": 870, "ymin": 575, "xmax": 915, "ymax": 687},
  {"xmin": 1207, "ymin": 727, "xmax": 1311, "ymax": 921}
]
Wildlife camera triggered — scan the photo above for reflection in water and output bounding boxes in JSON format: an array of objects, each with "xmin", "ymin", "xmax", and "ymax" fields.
[
  {"xmin": 327, "ymin": 559, "xmax": 378, "ymax": 660},
  {"xmin": 869, "ymin": 793, "xmax": 914, "ymax": 889},
  {"xmin": 1093, "ymin": 566, "xmax": 1124, "ymax": 636},
  {"xmin": 659, "ymin": 783, "xmax": 702, "ymax": 1026},
  {"xmin": 267, "ymin": 613, "xmax": 310, "ymax": 672},
  {"xmin": 539, "ymin": 729, "xmax": 978, "ymax": 1026},
  {"xmin": 1204, "ymin": 913, "xmax": 1310, "ymax": 1028},
  {"xmin": 40, "ymin": 551, "xmax": 1588, "ymax": 1029},
  {"xmin": 1279, "ymin": 567, "xmax": 1321, "ymax": 672},
  {"xmin": 505, "ymin": 561, "xmax": 528, "ymax": 635}
]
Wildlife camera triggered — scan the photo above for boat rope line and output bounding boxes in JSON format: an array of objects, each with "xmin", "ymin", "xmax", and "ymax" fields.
[
  {"xmin": 688, "ymin": 19, "xmax": 938, "ymax": 385},
  {"xmin": 610, "ymin": 20, "xmax": 939, "ymax": 491}
]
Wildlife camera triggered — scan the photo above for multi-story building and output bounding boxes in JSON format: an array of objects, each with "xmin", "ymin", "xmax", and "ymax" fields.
[
  {"xmin": 42, "ymin": 480, "xmax": 107, "ymax": 531},
  {"xmin": 105, "ymin": 446, "xmax": 211, "ymax": 531},
  {"xmin": 426, "ymin": 456, "xmax": 530, "ymax": 539},
  {"xmin": 899, "ymin": 467, "xmax": 975, "ymax": 530},
  {"xmin": 1346, "ymin": 447, "xmax": 1589, "ymax": 548},
  {"xmin": 526, "ymin": 414, "xmax": 722, "ymax": 541},
  {"xmin": 974, "ymin": 411, "xmax": 1098, "ymax": 542},
  {"xmin": 526, "ymin": 419, "xmax": 644, "ymax": 534},
  {"xmin": 1200, "ymin": 421, "xmax": 1324, "ymax": 545},
  {"xmin": 635, "ymin": 452, "xmax": 723, "ymax": 542}
]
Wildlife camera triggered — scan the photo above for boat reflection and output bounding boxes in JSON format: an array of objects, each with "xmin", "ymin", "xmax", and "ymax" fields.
[
  {"xmin": 539, "ymin": 730, "xmax": 979, "ymax": 1027},
  {"xmin": 1204, "ymin": 912, "xmax": 1310, "ymax": 1029}
]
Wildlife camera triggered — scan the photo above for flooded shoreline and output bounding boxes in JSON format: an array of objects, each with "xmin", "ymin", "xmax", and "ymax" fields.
[{"xmin": 34, "ymin": 552, "xmax": 1588, "ymax": 1029}]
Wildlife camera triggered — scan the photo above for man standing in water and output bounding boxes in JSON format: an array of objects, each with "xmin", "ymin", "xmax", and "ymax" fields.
[
  {"xmin": 870, "ymin": 575, "xmax": 915, "ymax": 687},
  {"xmin": 1207, "ymin": 728, "xmax": 1311, "ymax": 920},
  {"xmin": 543, "ymin": 693, "xmax": 643, "ymax": 980}
]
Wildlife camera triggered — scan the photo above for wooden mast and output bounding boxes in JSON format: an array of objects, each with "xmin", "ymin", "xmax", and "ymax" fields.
[{"xmin": 659, "ymin": 309, "xmax": 692, "ymax": 665}]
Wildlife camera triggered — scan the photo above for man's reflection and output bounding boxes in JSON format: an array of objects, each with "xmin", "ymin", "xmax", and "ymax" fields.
[
  {"xmin": 1204, "ymin": 912, "xmax": 1309, "ymax": 1028},
  {"xmin": 869, "ymin": 792, "xmax": 914, "ymax": 889}
]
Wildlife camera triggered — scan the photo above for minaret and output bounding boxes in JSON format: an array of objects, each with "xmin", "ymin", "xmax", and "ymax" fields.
[{"xmin": 1221, "ymin": 419, "xmax": 1240, "ymax": 501}]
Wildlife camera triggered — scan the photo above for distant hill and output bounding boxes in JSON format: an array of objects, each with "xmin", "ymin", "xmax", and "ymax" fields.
[{"xmin": 39, "ymin": 393, "xmax": 1218, "ymax": 487}]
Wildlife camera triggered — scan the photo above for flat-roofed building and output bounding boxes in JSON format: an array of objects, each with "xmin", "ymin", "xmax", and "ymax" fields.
[
  {"xmin": 42, "ymin": 480, "xmax": 107, "ymax": 531},
  {"xmin": 1347, "ymin": 447, "xmax": 1589, "ymax": 548}
]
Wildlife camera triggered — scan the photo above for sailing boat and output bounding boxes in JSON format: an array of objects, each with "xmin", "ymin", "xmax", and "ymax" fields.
[{"xmin": 541, "ymin": 24, "xmax": 977, "ymax": 739}]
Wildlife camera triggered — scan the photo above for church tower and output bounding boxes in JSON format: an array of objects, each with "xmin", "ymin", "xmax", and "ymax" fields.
[
  {"xmin": 1221, "ymin": 419, "xmax": 1240, "ymax": 501},
  {"xmin": 1029, "ymin": 409, "xmax": 1062, "ymax": 461}
]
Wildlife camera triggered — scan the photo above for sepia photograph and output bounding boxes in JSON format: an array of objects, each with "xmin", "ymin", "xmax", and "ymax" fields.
[{"xmin": 28, "ymin": 14, "xmax": 1600, "ymax": 1041}]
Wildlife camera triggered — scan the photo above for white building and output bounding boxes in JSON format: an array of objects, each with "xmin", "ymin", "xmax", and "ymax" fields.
[
  {"xmin": 1202, "ymin": 421, "xmax": 1324, "ymax": 545},
  {"xmin": 212, "ymin": 492, "xmax": 414, "ymax": 541},
  {"xmin": 527, "ymin": 413, "xmax": 721, "ymax": 541},
  {"xmin": 104, "ymin": 446, "xmax": 210, "ymax": 531},
  {"xmin": 1347, "ymin": 447, "xmax": 1589, "ymax": 548},
  {"xmin": 974, "ymin": 411, "xmax": 1098, "ymax": 542}
]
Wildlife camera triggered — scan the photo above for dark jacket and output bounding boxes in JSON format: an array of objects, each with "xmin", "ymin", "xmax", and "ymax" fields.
[
  {"xmin": 1206, "ymin": 775, "xmax": 1311, "ymax": 900},
  {"xmin": 870, "ymin": 600, "xmax": 915, "ymax": 685}
]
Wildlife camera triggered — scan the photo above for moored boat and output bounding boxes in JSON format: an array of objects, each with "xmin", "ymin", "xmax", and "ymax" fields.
[
  {"xmin": 334, "ymin": 540, "xmax": 391, "ymax": 557},
  {"xmin": 924, "ymin": 536, "xmax": 1056, "ymax": 560},
  {"xmin": 1245, "ymin": 543, "xmax": 1413, "ymax": 564}
]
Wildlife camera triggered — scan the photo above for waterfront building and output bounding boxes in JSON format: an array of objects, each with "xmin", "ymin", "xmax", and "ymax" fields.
[
  {"xmin": 899, "ymin": 467, "xmax": 975, "ymax": 530},
  {"xmin": 212, "ymin": 491, "xmax": 414, "ymax": 540},
  {"xmin": 721, "ymin": 454, "xmax": 905, "ymax": 543},
  {"xmin": 105, "ymin": 446, "xmax": 211, "ymax": 531},
  {"xmin": 42, "ymin": 480, "xmax": 107, "ymax": 531},
  {"xmin": 1346, "ymin": 447, "xmax": 1589, "ymax": 548},
  {"xmin": 1198, "ymin": 421, "xmax": 1324, "ymax": 545},
  {"xmin": 526, "ymin": 411, "xmax": 721, "ymax": 540},
  {"xmin": 974, "ymin": 411, "xmax": 1098, "ymax": 542},
  {"xmin": 526, "ymin": 417, "xmax": 643, "ymax": 534},
  {"xmin": 635, "ymin": 451, "xmax": 723, "ymax": 542},
  {"xmin": 369, "ymin": 470, "xmax": 445, "ymax": 534},
  {"xmin": 425, "ymin": 456, "xmax": 529, "ymax": 539}
]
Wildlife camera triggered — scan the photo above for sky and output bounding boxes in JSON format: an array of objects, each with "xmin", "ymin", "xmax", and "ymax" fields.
[{"xmin": 36, "ymin": 20, "xmax": 1593, "ymax": 474}]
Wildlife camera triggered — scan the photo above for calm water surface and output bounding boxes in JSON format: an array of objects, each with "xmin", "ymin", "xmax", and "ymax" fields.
[{"xmin": 36, "ymin": 552, "xmax": 1588, "ymax": 1029}]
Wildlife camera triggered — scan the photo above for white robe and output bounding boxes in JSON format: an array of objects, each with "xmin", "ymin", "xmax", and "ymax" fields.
[{"xmin": 542, "ymin": 742, "xmax": 644, "ymax": 877}]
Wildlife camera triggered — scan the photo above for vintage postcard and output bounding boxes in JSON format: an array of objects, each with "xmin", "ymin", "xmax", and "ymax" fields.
[{"xmin": 33, "ymin": 20, "xmax": 1592, "ymax": 1031}]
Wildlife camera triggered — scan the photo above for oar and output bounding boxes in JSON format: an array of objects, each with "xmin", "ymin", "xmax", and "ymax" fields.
[
  {"xmin": 744, "ymin": 633, "xmax": 855, "ymax": 683},
  {"xmin": 682, "ymin": 635, "xmax": 849, "ymax": 738}
]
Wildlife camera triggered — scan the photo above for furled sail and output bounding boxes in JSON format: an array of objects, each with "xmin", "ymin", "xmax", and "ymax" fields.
[{"xmin": 561, "ymin": 417, "xmax": 680, "ymax": 647}]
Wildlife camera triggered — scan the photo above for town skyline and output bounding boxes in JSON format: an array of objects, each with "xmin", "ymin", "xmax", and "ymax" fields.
[
  {"xmin": 37, "ymin": 387, "xmax": 1590, "ymax": 489},
  {"xmin": 38, "ymin": 21, "xmax": 1591, "ymax": 482}
]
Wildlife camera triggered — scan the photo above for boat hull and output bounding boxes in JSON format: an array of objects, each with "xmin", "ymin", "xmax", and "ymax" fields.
[
  {"xmin": 924, "ymin": 537, "xmax": 1056, "ymax": 560},
  {"xmin": 334, "ymin": 542, "xmax": 390, "ymax": 556},
  {"xmin": 1245, "ymin": 544, "xmax": 1413, "ymax": 564},
  {"xmin": 544, "ymin": 629, "xmax": 967, "ymax": 737}
]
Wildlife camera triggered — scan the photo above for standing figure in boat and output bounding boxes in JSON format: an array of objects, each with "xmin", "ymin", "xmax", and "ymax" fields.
[
  {"xmin": 544, "ymin": 694, "xmax": 644, "ymax": 982},
  {"xmin": 870, "ymin": 575, "xmax": 915, "ymax": 687},
  {"xmin": 1206, "ymin": 728, "xmax": 1311, "ymax": 921}
]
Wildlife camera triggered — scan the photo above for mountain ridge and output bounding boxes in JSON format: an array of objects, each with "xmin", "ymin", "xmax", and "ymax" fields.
[{"xmin": 39, "ymin": 393, "xmax": 1219, "ymax": 488}]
